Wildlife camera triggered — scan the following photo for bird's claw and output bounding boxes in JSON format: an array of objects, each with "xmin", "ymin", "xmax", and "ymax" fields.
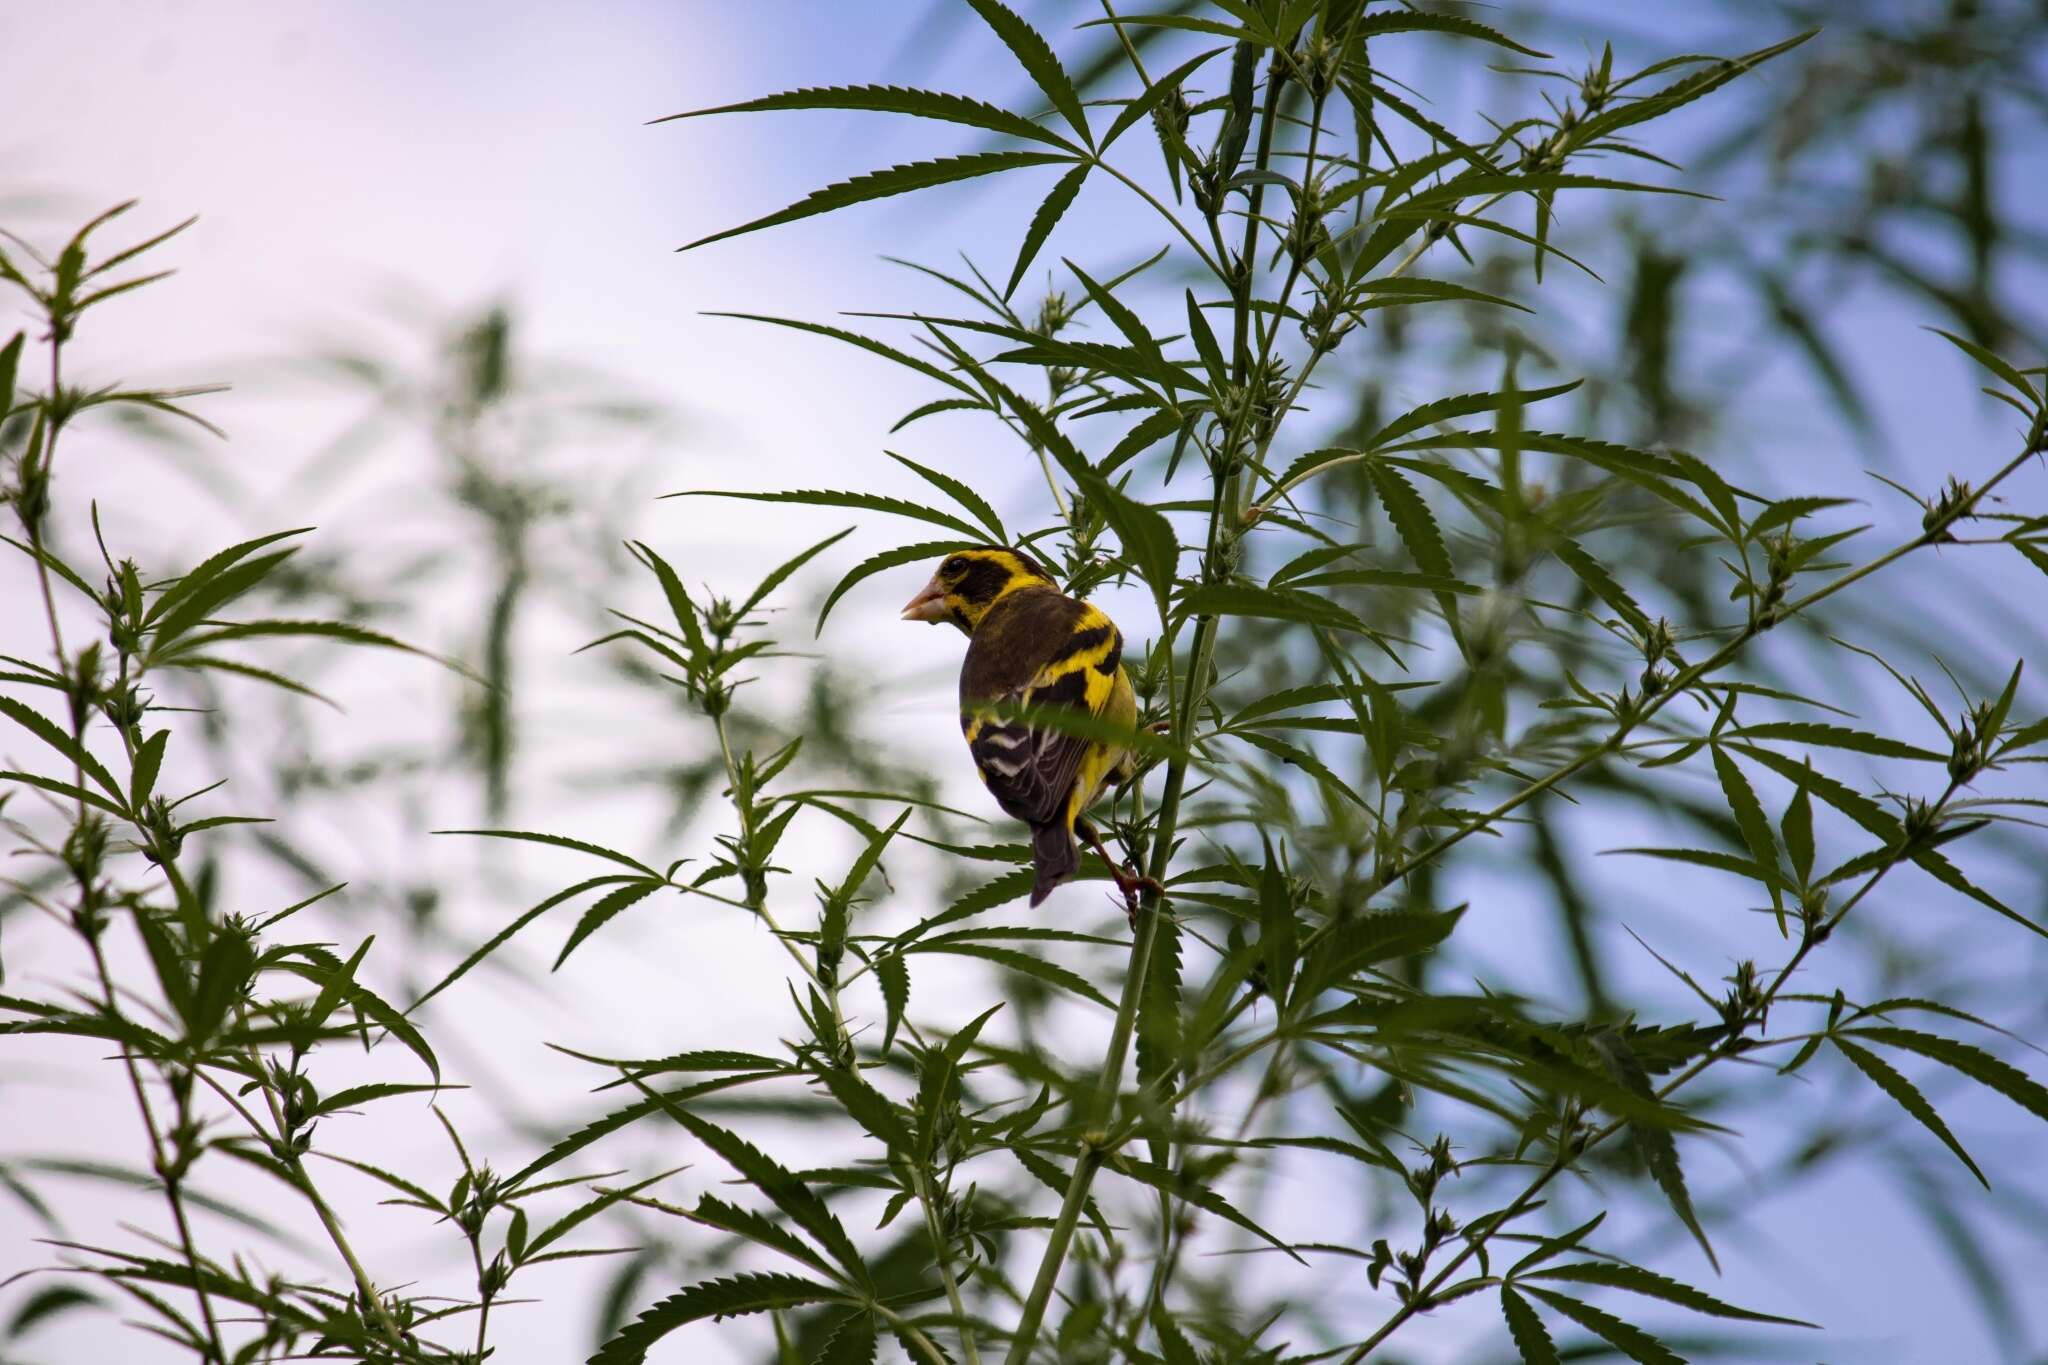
[{"xmin": 1110, "ymin": 865, "xmax": 1165, "ymax": 929}]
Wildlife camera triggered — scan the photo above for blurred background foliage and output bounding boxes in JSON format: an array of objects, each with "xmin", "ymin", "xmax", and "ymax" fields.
[{"xmin": 2, "ymin": 2, "xmax": 2046, "ymax": 1362}]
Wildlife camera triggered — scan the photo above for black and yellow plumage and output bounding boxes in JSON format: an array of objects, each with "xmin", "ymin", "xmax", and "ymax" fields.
[{"xmin": 902, "ymin": 548, "xmax": 1141, "ymax": 907}]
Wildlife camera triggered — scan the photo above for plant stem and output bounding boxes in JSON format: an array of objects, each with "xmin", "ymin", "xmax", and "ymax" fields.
[
  {"xmin": 24, "ymin": 342, "xmax": 70, "ymax": 677},
  {"xmin": 914, "ymin": 1166, "xmax": 981, "ymax": 1365},
  {"xmin": 84, "ymin": 936, "xmax": 231, "ymax": 1364},
  {"xmin": 711, "ymin": 708, "xmax": 848, "ymax": 1042},
  {"xmin": 27, "ymin": 329, "xmax": 231, "ymax": 1363}
]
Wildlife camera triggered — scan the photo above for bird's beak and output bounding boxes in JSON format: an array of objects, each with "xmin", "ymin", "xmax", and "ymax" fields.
[{"xmin": 900, "ymin": 575, "xmax": 949, "ymax": 623}]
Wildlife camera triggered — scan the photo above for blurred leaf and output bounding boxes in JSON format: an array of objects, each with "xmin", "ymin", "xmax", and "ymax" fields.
[{"xmin": 5, "ymin": 1284, "xmax": 102, "ymax": 1339}]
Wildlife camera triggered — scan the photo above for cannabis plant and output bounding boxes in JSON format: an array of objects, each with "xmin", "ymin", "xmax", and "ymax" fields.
[{"xmin": 4, "ymin": 4, "xmax": 2047, "ymax": 1364}]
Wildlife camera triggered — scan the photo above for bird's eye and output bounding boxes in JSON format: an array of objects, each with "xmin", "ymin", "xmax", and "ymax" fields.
[{"xmin": 942, "ymin": 557, "xmax": 965, "ymax": 575}]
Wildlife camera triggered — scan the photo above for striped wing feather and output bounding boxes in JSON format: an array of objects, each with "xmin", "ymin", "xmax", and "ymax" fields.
[{"xmin": 959, "ymin": 587, "xmax": 1124, "ymax": 828}]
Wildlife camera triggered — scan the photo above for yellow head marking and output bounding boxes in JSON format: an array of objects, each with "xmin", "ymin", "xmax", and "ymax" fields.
[{"xmin": 901, "ymin": 547, "xmax": 1056, "ymax": 634}]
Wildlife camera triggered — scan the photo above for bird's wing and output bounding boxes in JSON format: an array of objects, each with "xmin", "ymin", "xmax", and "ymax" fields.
[{"xmin": 960, "ymin": 589, "xmax": 1125, "ymax": 828}]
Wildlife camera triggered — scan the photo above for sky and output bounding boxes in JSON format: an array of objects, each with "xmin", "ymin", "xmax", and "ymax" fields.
[{"xmin": 3, "ymin": 3, "xmax": 2046, "ymax": 1363}]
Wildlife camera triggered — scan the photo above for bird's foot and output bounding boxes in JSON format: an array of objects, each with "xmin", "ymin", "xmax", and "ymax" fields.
[{"xmin": 1109, "ymin": 865, "xmax": 1165, "ymax": 929}]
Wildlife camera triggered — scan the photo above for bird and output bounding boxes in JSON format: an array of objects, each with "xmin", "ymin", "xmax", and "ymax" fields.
[{"xmin": 901, "ymin": 547, "xmax": 1156, "ymax": 912}]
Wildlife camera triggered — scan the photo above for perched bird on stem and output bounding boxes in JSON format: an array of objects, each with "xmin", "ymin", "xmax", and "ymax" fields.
[{"xmin": 902, "ymin": 547, "xmax": 1156, "ymax": 915}]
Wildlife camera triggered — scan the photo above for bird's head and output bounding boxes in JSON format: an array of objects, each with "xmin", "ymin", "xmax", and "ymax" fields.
[{"xmin": 901, "ymin": 547, "xmax": 1057, "ymax": 634}]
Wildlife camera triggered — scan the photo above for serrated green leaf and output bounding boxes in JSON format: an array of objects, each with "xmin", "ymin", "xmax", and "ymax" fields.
[
  {"xmin": 1297, "ymin": 909, "xmax": 1456, "ymax": 1000},
  {"xmin": 1523, "ymin": 1288, "xmax": 1685, "ymax": 1365},
  {"xmin": 874, "ymin": 951, "xmax": 910, "ymax": 1055},
  {"xmin": 1849, "ymin": 1026, "xmax": 2048, "ymax": 1124},
  {"xmin": 1234, "ymin": 729, "xmax": 1373, "ymax": 813},
  {"xmin": 813, "ymin": 1063, "xmax": 914, "ymax": 1153},
  {"xmin": 1780, "ymin": 768, "xmax": 1816, "ymax": 883},
  {"xmin": 0, "ymin": 696, "xmax": 128, "ymax": 809},
  {"xmin": 1369, "ymin": 381, "xmax": 1581, "ymax": 452},
  {"xmin": 1607, "ymin": 846, "xmax": 1795, "ymax": 894},
  {"xmin": 816, "ymin": 539, "xmax": 982, "ymax": 635},
  {"xmin": 1356, "ymin": 8, "xmax": 1547, "ymax": 56},
  {"xmin": 1501, "ymin": 1285, "xmax": 1561, "ymax": 1365},
  {"xmin": 1927, "ymin": 327, "xmax": 2039, "ymax": 403},
  {"xmin": 1257, "ymin": 837, "xmax": 1296, "ymax": 1010},
  {"xmin": 1728, "ymin": 722, "xmax": 1943, "ymax": 762},
  {"xmin": 1589, "ymin": 1031, "xmax": 1715, "ymax": 1272},
  {"xmin": 679, "ymin": 1192, "xmax": 838, "ymax": 1279},
  {"xmin": 705, "ymin": 312, "xmax": 980, "ymax": 398},
  {"xmin": 654, "ymin": 83, "xmax": 1078, "ymax": 150},
  {"xmin": 815, "ymin": 1311, "xmax": 877, "ymax": 1365},
  {"xmin": 646, "ymin": 1102, "xmax": 870, "ymax": 1287},
  {"xmin": 681, "ymin": 151, "xmax": 1076, "ymax": 252},
  {"xmin": 554, "ymin": 880, "xmax": 664, "ymax": 970},
  {"xmin": 1598, "ymin": 31, "xmax": 1816, "ymax": 139},
  {"xmin": 1005, "ymin": 163, "xmax": 1091, "ymax": 300},
  {"xmin": 436, "ymin": 828, "xmax": 656, "ymax": 875},
  {"xmin": 589, "ymin": 1273, "xmax": 848, "ymax": 1365},
  {"xmin": 669, "ymin": 488, "xmax": 988, "ymax": 542},
  {"xmin": 1731, "ymin": 745, "xmax": 1900, "ymax": 841},
  {"xmin": 1102, "ymin": 407, "xmax": 1188, "ymax": 475},
  {"xmin": 1367, "ymin": 464, "xmax": 1462, "ymax": 637},
  {"xmin": 1065, "ymin": 258, "xmax": 1166, "ymax": 372},
  {"xmin": 1103, "ymin": 46, "xmax": 1226, "ymax": 148},
  {"xmin": 276, "ymin": 954, "xmax": 440, "ymax": 1084},
  {"xmin": 911, "ymin": 941, "xmax": 1113, "ymax": 1008},
  {"xmin": 1551, "ymin": 531, "xmax": 1650, "ymax": 635},
  {"xmin": 1712, "ymin": 746, "xmax": 1783, "ymax": 921},
  {"xmin": 1185, "ymin": 288, "xmax": 1228, "ymax": 386},
  {"xmin": 1834, "ymin": 1037, "xmax": 1986, "ymax": 1187},
  {"xmin": 1531, "ymin": 1261, "xmax": 1815, "ymax": 1326},
  {"xmin": 1136, "ymin": 897, "xmax": 1184, "ymax": 1116},
  {"xmin": 965, "ymin": 0, "xmax": 1092, "ymax": 145},
  {"xmin": 311, "ymin": 1082, "xmax": 457, "ymax": 1117},
  {"xmin": 142, "ymin": 528, "xmax": 309, "ymax": 628},
  {"xmin": 149, "ymin": 618, "xmax": 441, "ymax": 671},
  {"xmin": 1108, "ymin": 1156, "xmax": 1303, "ymax": 1261},
  {"xmin": 1178, "ymin": 582, "xmax": 1376, "ymax": 637},
  {"xmin": 0, "ymin": 332, "xmax": 22, "ymax": 418},
  {"xmin": 128, "ymin": 729, "xmax": 169, "ymax": 812}
]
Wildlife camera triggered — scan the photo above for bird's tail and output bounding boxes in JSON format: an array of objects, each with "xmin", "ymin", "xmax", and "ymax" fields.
[{"xmin": 1029, "ymin": 822, "xmax": 1078, "ymax": 907}]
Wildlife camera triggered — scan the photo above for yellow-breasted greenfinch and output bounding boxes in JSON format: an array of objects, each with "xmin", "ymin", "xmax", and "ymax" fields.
[{"xmin": 902, "ymin": 547, "xmax": 1149, "ymax": 910}]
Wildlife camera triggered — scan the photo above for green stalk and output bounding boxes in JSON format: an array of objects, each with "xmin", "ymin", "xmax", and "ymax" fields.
[
  {"xmin": 711, "ymin": 708, "xmax": 851, "ymax": 1047},
  {"xmin": 1002, "ymin": 878, "xmax": 1169, "ymax": 1363},
  {"xmin": 1004, "ymin": 57, "xmax": 1285, "ymax": 1364},
  {"xmin": 914, "ymin": 1166, "xmax": 982, "ymax": 1365},
  {"xmin": 27, "ymin": 331, "xmax": 231, "ymax": 1365}
]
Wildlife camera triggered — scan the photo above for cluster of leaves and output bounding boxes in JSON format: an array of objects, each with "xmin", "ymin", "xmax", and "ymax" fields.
[
  {"xmin": 551, "ymin": 3, "xmax": 2048, "ymax": 1362},
  {"xmin": 6, "ymin": 3, "xmax": 2048, "ymax": 1365},
  {"xmin": 0, "ymin": 208, "xmax": 696, "ymax": 1363}
]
